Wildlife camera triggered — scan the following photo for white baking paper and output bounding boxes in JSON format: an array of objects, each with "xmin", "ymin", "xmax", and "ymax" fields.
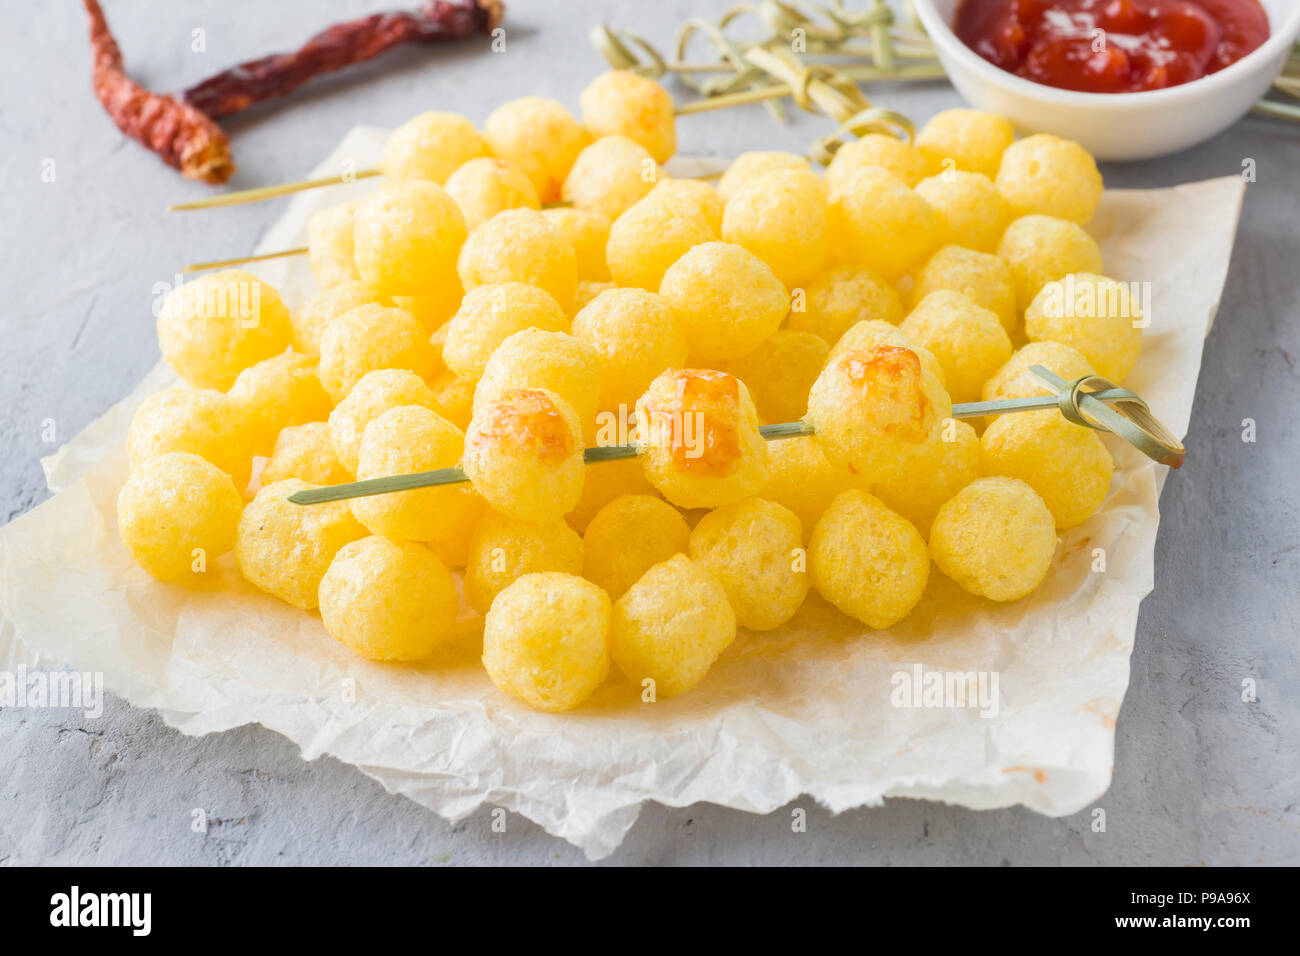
[{"xmin": 0, "ymin": 128, "xmax": 1245, "ymax": 859}]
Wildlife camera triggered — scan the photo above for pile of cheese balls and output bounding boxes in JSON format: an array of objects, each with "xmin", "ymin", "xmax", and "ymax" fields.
[{"xmin": 118, "ymin": 70, "xmax": 1143, "ymax": 712}]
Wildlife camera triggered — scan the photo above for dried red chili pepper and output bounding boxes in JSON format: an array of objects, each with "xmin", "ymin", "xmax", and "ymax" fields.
[
  {"xmin": 184, "ymin": 0, "xmax": 504, "ymax": 119},
  {"xmin": 84, "ymin": 0, "xmax": 235, "ymax": 184}
]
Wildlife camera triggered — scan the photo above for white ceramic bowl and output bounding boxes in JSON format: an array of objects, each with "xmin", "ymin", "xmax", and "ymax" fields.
[{"xmin": 913, "ymin": 0, "xmax": 1300, "ymax": 160}]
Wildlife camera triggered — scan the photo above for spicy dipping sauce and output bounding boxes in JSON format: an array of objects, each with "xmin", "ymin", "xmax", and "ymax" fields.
[{"xmin": 955, "ymin": 0, "xmax": 1270, "ymax": 93}]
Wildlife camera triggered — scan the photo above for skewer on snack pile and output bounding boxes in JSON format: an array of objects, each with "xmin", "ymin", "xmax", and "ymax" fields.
[{"xmin": 123, "ymin": 65, "xmax": 1182, "ymax": 713}]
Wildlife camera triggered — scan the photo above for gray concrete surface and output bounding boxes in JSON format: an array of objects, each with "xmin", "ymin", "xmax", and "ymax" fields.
[{"xmin": 1, "ymin": 0, "xmax": 1298, "ymax": 866}]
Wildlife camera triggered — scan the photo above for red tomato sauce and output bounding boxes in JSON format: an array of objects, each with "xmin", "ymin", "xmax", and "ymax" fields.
[{"xmin": 955, "ymin": 0, "xmax": 1270, "ymax": 93}]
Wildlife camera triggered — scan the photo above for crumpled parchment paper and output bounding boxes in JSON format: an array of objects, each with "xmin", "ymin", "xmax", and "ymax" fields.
[{"xmin": 0, "ymin": 128, "xmax": 1245, "ymax": 859}]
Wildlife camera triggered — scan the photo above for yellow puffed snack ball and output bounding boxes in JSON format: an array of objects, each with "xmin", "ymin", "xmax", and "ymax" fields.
[
  {"xmin": 427, "ymin": 371, "xmax": 476, "ymax": 430},
  {"xmin": 306, "ymin": 202, "xmax": 360, "ymax": 288},
  {"xmin": 236, "ymin": 479, "xmax": 366, "ymax": 609},
  {"xmin": 826, "ymin": 133, "xmax": 928, "ymax": 189},
  {"xmin": 810, "ymin": 489, "xmax": 929, "ymax": 629},
  {"xmin": 997, "ymin": 134, "xmax": 1103, "ymax": 225},
  {"xmin": 647, "ymin": 178, "xmax": 726, "ymax": 233},
  {"xmin": 562, "ymin": 135, "xmax": 658, "ymax": 220},
  {"xmin": 352, "ymin": 181, "xmax": 467, "ymax": 299},
  {"xmin": 443, "ymin": 157, "xmax": 540, "ymax": 230},
  {"xmin": 465, "ymin": 512, "xmax": 584, "ymax": 614},
  {"xmin": 327, "ymin": 368, "xmax": 440, "ymax": 475},
  {"xmin": 981, "ymin": 410, "xmax": 1113, "ymax": 529},
  {"xmin": 828, "ymin": 320, "xmax": 947, "ymax": 388},
  {"xmin": 582, "ymin": 494, "xmax": 690, "ymax": 599},
  {"xmin": 997, "ymin": 214, "xmax": 1104, "ymax": 309},
  {"xmin": 228, "ymin": 350, "xmax": 331, "ymax": 455},
  {"xmin": 458, "ymin": 208, "xmax": 578, "ymax": 313},
  {"xmin": 483, "ymin": 572, "xmax": 612, "ymax": 712},
  {"xmin": 541, "ymin": 207, "xmax": 612, "ymax": 281},
  {"xmin": 318, "ymin": 535, "xmax": 458, "ymax": 661},
  {"xmin": 725, "ymin": 330, "xmax": 828, "ymax": 425},
  {"xmin": 636, "ymin": 368, "xmax": 770, "ymax": 509},
  {"xmin": 658, "ymin": 241, "xmax": 789, "ymax": 362},
  {"xmin": 912, "ymin": 245, "xmax": 1018, "ymax": 334},
  {"xmin": 605, "ymin": 192, "xmax": 717, "ymax": 291},
  {"xmin": 580, "ymin": 70, "xmax": 677, "ymax": 164},
  {"xmin": 872, "ymin": 418, "xmax": 982, "ymax": 536},
  {"xmin": 571, "ymin": 287, "xmax": 686, "ymax": 411},
  {"xmin": 157, "ymin": 270, "xmax": 292, "ymax": 391},
  {"xmin": 483, "ymin": 96, "xmax": 590, "ymax": 202},
  {"xmin": 790, "ymin": 266, "xmax": 904, "ymax": 344},
  {"xmin": 982, "ymin": 341, "xmax": 1096, "ymax": 403},
  {"xmin": 291, "ymin": 281, "xmax": 375, "ymax": 358},
  {"xmin": 610, "ymin": 553, "xmax": 736, "ymax": 698},
  {"xmin": 721, "ymin": 169, "xmax": 828, "ymax": 289},
  {"xmin": 379, "ymin": 111, "xmax": 490, "ymax": 185},
  {"xmin": 915, "ymin": 108, "xmax": 1015, "ymax": 179},
  {"xmin": 900, "ymin": 290, "xmax": 1013, "ymax": 403},
  {"xmin": 317, "ymin": 302, "xmax": 435, "ymax": 403},
  {"xmin": 442, "ymin": 282, "xmax": 569, "ymax": 380},
  {"xmin": 1024, "ymin": 273, "xmax": 1143, "ymax": 382},
  {"xmin": 806, "ymin": 344, "xmax": 952, "ymax": 485},
  {"xmin": 760, "ymin": 436, "xmax": 858, "ymax": 535},
  {"xmin": 463, "ymin": 388, "xmax": 585, "ymax": 522},
  {"xmin": 689, "ymin": 498, "xmax": 809, "ymax": 631},
  {"xmin": 930, "ymin": 476, "xmax": 1057, "ymax": 602},
  {"xmin": 127, "ymin": 387, "xmax": 253, "ymax": 490},
  {"xmin": 566, "ymin": 455, "xmax": 658, "ymax": 533},
  {"xmin": 914, "ymin": 171, "xmax": 1011, "ymax": 253},
  {"xmin": 717, "ymin": 151, "xmax": 811, "ymax": 202},
  {"xmin": 117, "ymin": 452, "xmax": 242, "ymax": 582},
  {"xmin": 827, "ymin": 166, "xmax": 939, "ymax": 281},
  {"xmin": 474, "ymin": 328, "xmax": 602, "ymax": 429},
  {"xmin": 261, "ymin": 422, "xmax": 350, "ymax": 487}
]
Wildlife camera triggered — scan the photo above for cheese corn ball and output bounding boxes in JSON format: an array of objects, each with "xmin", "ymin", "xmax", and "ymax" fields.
[
  {"xmin": 318, "ymin": 535, "xmax": 458, "ymax": 661},
  {"xmin": 981, "ymin": 410, "xmax": 1113, "ymax": 529},
  {"xmin": 827, "ymin": 166, "xmax": 940, "ymax": 281},
  {"xmin": 605, "ymin": 192, "xmax": 718, "ymax": 291},
  {"xmin": 1024, "ymin": 273, "xmax": 1143, "ymax": 382},
  {"xmin": 127, "ymin": 387, "xmax": 253, "ymax": 490},
  {"xmin": 689, "ymin": 498, "xmax": 809, "ymax": 631},
  {"xmin": 228, "ymin": 350, "xmax": 330, "ymax": 455},
  {"xmin": 465, "ymin": 513, "xmax": 584, "ymax": 614},
  {"xmin": 483, "ymin": 572, "xmax": 612, "ymax": 712},
  {"xmin": 724, "ymin": 330, "xmax": 828, "ymax": 425},
  {"xmin": 914, "ymin": 171, "xmax": 1011, "ymax": 253},
  {"xmin": 236, "ymin": 479, "xmax": 366, "ymax": 609},
  {"xmin": 541, "ymin": 207, "xmax": 612, "ymax": 281},
  {"xmin": 565, "ymin": 455, "xmax": 658, "ymax": 533},
  {"xmin": 118, "ymin": 452, "xmax": 242, "ymax": 582},
  {"xmin": 872, "ymin": 418, "xmax": 981, "ymax": 536},
  {"xmin": 157, "ymin": 270, "xmax": 292, "ymax": 391},
  {"xmin": 327, "ymin": 368, "xmax": 440, "ymax": 475},
  {"xmin": 658, "ymin": 242, "xmax": 788, "ymax": 362},
  {"xmin": 997, "ymin": 214, "xmax": 1104, "ymax": 308},
  {"xmin": 351, "ymin": 405, "xmax": 484, "ymax": 547},
  {"xmin": 562, "ymin": 135, "xmax": 658, "ymax": 220},
  {"xmin": 929, "ymin": 477, "xmax": 1057, "ymax": 602},
  {"xmin": 291, "ymin": 281, "xmax": 375, "ymax": 358},
  {"xmin": 900, "ymin": 291, "xmax": 1013, "ymax": 403},
  {"xmin": 427, "ymin": 371, "xmax": 476, "ymax": 430},
  {"xmin": 809, "ymin": 490, "xmax": 929, "ymax": 629},
  {"xmin": 483, "ymin": 96, "xmax": 590, "ymax": 202},
  {"xmin": 790, "ymin": 266, "xmax": 904, "ymax": 345},
  {"xmin": 721, "ymin": 169, "xmax": 828, "ymax": 289},
  {"xmin": 441, "ymin": 282, "xmax": 569, "ymax": 379},
  {"xmin": 571, "ymin": 287, "xmax": 686, "ymax": 411},
  {"xmin": 317, "ymin": 302, "xmax": 435, "ymax": 403},
  {"xmin": 463, "ymin": 388, "xmax": 585, "ymax": 522},
  {"xmin": 306, "ymin": 202, "xmax": 360, "ymax": 288},
  {"xmin": 826, "ymin": 133, "xmax": 929, "ymax": 189},
  {"xmin": 352, "ymin": 181, "xmax": 467, "ymax": 299},
  {"xmin": 647, "ymin": 178, "xmax": 726, "ymax": 233},
  {"xmin": 474, "ymin": 328, "xmax": 602, "ymax": 429},
  {"xmin": 582, "ymin": 494, "xmax": 690, "ymax": 599},
  {"xmin": 261, "ymin": 422, "xmax": 350, "ymax": 486},
  {"xmin": 996, "ymin": 134, "xmax": 1103, "ymax": 225},
  {"xmin": 806, "ymin": 344, "xmax": 952, "ymax": 485},
  {"xmin": 982, "ymin": 341, "xmax": 1096, "ymax": 403},
  {"xmin": 580, "ymin": 70, "xmax": 677, "ymax": 164},
  {"xmin": 912, "ymin": 245, "xmax": 1018, "ymax": 334},
  {"xmin": 636, "ymin": 368, "xmax": 769, "ymax": 509},
  {"xmin": 717, "ymin": 151, "xmax": 811, "ymax": 201},
  {"xmin": 457, "ymin": 208, "xmax": 578, "ymax": 313},
  {"xmin": 610, "ymin": 554, "xmax": 736, "ymax": 698},
  {"xmin": 759, "ymin": 436, "xmax": 858, "ymax": 535},
  {"xmin": 915, "ymin": 108, "xmax": 1015, "ymax": 179},
  {"xmin": 379, "ymin": 111, "xmax": 490, "ymax": 185},
  {"xmin": 828, "ymin": 319, "xmax": 947, "ymax": 386},
  {"xmin": 443, "ymin": 157, "xmax": 540, "ymax": 230}
]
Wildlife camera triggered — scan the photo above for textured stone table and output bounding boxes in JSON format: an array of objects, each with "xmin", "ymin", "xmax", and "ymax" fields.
[{"xmin": 1, "ymin": 0, "xmax": 1297, "ymax": 865}]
